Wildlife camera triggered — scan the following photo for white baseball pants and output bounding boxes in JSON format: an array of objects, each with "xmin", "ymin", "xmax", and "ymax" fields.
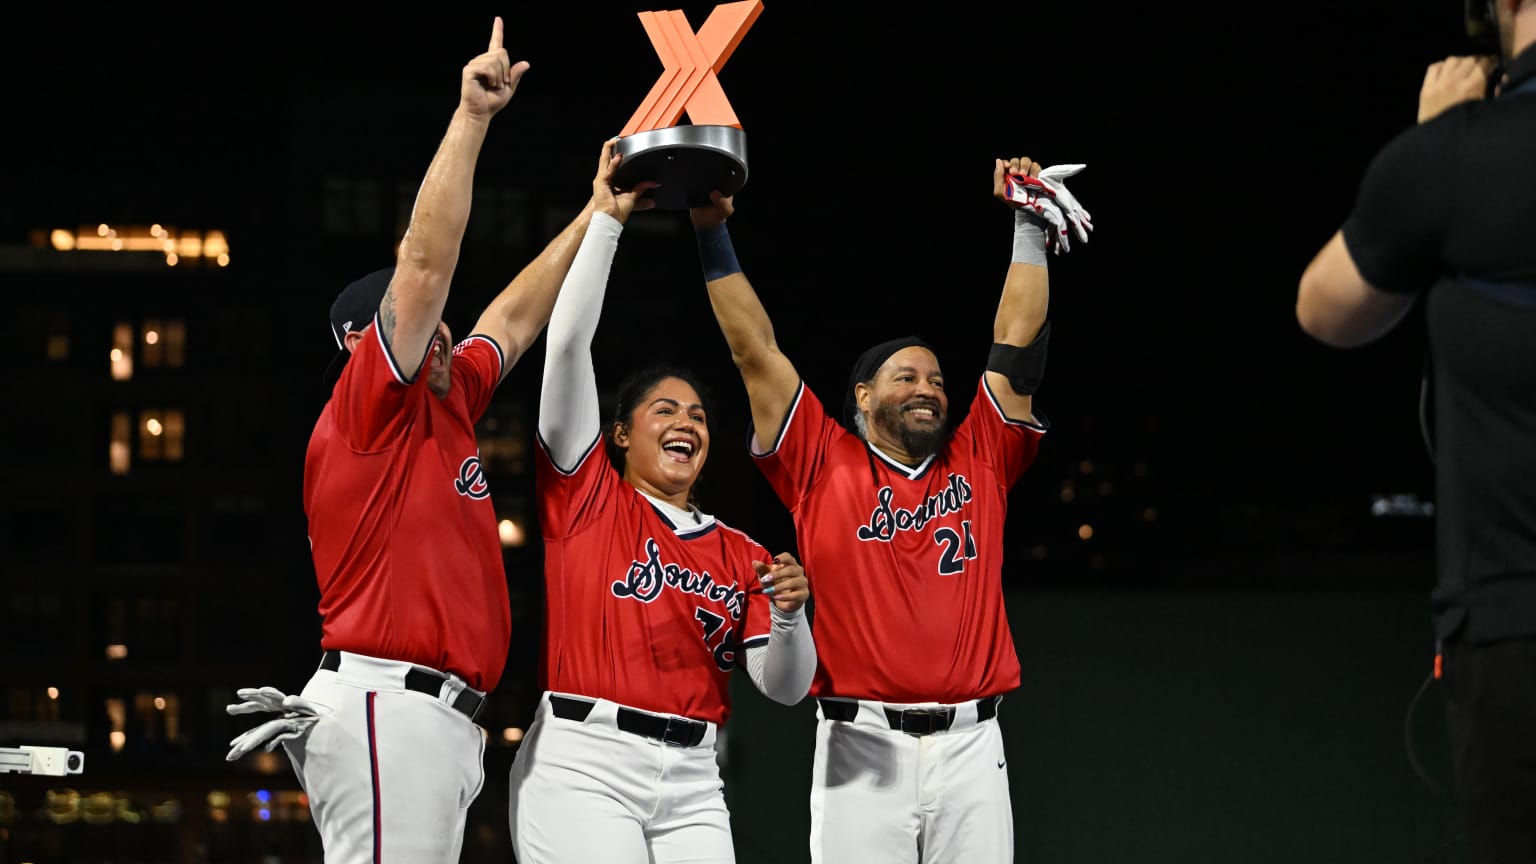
[
  {"xmin": 282, "ymin": 652, "xmax": 487, "ymax": 863},
  {"xmin": 810, "ymin": 698, "xmax": 1013, "ymax": 864},
  {"xmin": 508, "ymin": 691, "xmax": 735, "ymax": 863}
]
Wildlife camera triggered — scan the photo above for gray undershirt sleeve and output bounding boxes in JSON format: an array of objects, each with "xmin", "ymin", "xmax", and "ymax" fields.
[{"xmin": 744, "ymin": 605, "xmax": 815, "ymax": 705}]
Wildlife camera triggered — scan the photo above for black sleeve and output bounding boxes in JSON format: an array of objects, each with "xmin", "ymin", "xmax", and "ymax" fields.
[{"xmin": 1340, "ymin": 120, "xmax": 1457, "ymax": 296}]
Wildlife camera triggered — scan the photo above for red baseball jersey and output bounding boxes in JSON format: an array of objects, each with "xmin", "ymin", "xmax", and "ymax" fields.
[
  {"xmin": 754, "ymin": 379, "xmax": 1045, "ymax": 703},
  {"xmin": 536, "ymin": 438, "xmax": 775, "ymax": 725},
  {"xmin": 303, "ymin": 321, "xmax": 511, "ymax": 692}
]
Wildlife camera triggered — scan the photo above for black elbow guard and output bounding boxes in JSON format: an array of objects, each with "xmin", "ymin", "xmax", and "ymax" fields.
[{"xmin": 987, "ymin": 321, "xmax": 1050, "ymax": 395}]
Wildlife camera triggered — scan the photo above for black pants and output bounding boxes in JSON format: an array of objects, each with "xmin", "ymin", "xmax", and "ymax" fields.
[{"xmin": 1442, "ymin": 636, "xmax": 1536, "ymax": 864}]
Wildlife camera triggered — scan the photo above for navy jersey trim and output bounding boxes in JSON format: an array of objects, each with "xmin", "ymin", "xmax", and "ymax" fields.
[
  {"xmin": 372, "ymin": 311, "xmax": 434, "ymax": 386},
  {"xmin": 536, "ymin": 431, "xmax": 604, "ymax": 477},
  {"xmin": 461, "ymin": 333, "xmax": 506, "ymax": 378},
  {"xmin": 982, "ymin": 376, "xmax": 1049, "ymax": 430},
  {"xmin": 750, "ymin": 381, "xmax": 806, "ymax": 458},
  {"xmin": 866, "ymin": 442, "xmax": 937, "ymax": 481}
]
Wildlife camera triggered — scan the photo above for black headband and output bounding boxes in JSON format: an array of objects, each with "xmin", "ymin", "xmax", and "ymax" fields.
[{"xmin": 842, "ymin": 336, "xmax": 935, "ymax": 430}]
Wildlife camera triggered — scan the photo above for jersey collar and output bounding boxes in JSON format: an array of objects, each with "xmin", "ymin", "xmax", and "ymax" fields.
[
  {"xmin": 865, "ymin": 441, "xmax": 937, "ymax": 480},
  {"xmin": 637, "ymin": 489, "xmax": 718, "ymax": 538}
]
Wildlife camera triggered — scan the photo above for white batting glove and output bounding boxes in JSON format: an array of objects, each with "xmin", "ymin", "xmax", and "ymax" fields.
[
  {"xmin": 1036, "ymin": 164, "xmax": 1092, "ymax": 247},
  {"xmin": 226, "ymin": 714, "xmax": 319, "ymax": 761},
  {"xmin": 224, "ymin": 684, "xmax": 328, "ymax": 761},
  {"xmin": 226, "ymin": 686, "xmax": 326, "ymax": 718},
  {"xmin": 227, "ymin": 686, "xmax": 290, "ymax": 715}
]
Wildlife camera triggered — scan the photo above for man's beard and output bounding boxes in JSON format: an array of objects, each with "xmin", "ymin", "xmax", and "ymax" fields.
[{"xmin": 872, "ymin": 398, "xmax": 948, "ymax": 458}]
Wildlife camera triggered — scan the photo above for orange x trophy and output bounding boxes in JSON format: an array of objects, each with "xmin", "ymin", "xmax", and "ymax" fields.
[{"xmin": 611, "ymin": 0, "xmax": 763, "ymax": 210}]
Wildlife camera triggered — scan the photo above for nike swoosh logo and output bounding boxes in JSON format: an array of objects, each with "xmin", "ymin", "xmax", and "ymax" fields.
[{"xmin": 997, "ymin": 760, "xmax": 1006, "ymax": 769}]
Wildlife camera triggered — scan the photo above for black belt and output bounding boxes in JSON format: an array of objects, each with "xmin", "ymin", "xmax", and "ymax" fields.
[
  {"xmin": 320, "ymin": 651, "xmax": 486, "ymax": 722},
  {"xmin": 818, "ymin": 695, "xmax": 1000, "ymax": 736},
  {"xmin": 549, "ymin": 694, "xmax": 708, "ymax": 748}
]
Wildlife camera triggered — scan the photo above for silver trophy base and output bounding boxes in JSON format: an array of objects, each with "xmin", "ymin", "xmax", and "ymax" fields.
[{"xmin": 612, "ymin": 125, "xmax": 747, "ymax": 211}]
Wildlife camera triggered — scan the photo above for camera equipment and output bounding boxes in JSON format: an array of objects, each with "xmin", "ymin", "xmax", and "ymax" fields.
[{"xmin": 0, "ymin": 745, "xmax": 86, "ymax": 776}]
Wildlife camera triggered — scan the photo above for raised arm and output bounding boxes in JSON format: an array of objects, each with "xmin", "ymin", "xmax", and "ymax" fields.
[
  {"xmin": 538, "ymin": 140, "xmax": 656, "ymax": 470},
  {"xmin": 987, "ymin": 157, "xmax": 1075, "ymax": 424},
  {"xmin": 383, "ymin": 17, "xmax": 528, "ymax": 378},
  {"xmin": 691, "ymin": 194, "xmax": 802, "ymax": 448},
  {"xmin": 471, "ymin": 200, "xmax": 595, "ymax": 380}
]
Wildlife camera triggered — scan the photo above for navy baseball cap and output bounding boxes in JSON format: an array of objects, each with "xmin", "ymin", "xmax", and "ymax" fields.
[
  {"xmin": 842, "ymin": 335, "xmax": 935, "ymax": 430},
  {"xmin": 322, "ymin": 267, "xmax": 395, "ymax": 394}
]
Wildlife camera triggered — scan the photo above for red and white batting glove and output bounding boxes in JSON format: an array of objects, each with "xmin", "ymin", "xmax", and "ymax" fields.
[{"xmin": 1003, "ymin": 173, "xmax": 1074, "ymax": 253}]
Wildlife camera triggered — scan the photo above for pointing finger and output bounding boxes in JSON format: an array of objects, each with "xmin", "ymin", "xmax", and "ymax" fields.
[{"xmin": 490, "ymin": 16, "xmax": 504, "ymax": 52}]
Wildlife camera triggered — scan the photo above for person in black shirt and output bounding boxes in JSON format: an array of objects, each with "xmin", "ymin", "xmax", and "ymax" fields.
[{"xmin": 1296, "ymin": 2, "xmax": 1536, "ymax": 860}]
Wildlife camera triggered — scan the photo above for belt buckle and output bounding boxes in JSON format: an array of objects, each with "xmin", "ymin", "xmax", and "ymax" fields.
[
  {"xmin": 661, "ymin": 716, "xmax": 693, "ymax": 747},
  {"xmin": 899, "ymin": 707, "xmax": 953, "ymax": 737}
]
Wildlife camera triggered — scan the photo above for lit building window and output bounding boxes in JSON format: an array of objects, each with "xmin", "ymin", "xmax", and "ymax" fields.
[
  {"xmin": 164, "ymin": 319, "xmax": 186, "ymax": 367},
  {"xmin": 140, "ymin": 411, "xmax": 163, "ymax": 460},
  {"xmin": 137, "ymin": 409, "xmax": 185, "ymax": 462},
  {"xmin": 142, "ymin": 319, "xmax": 164, "ymax": 368},
  {"xmin": 110, "ymin": 411, "xmax": 132, "ymax": 475},
  {"xmin": 105, "ymin": 697, "xmax": 127, "ymax": 751},
  {"xmin": 111, "ymin": 322, "xmax": 133, "ymax": 381},
  {"xmin": 138, "ymin": 319, "xmax": 185, "ymax": 368},
  {"xmin": 207, "ymin": 790, "xmax": 231, "ymax": 824},
  {"xmin": 39, "ymin": 686, "xmax": 61, "ymax": 723},
  {"xmin": 135, "ymin": 691, "xmax": 181, "ymax": 742},
  {"xmin": 48, "ymin": 224, "xmax": 230, "ymax": 267},
  {"xmin": 163, "ymin": 410, "xmax": 185, "ymax": 461}
]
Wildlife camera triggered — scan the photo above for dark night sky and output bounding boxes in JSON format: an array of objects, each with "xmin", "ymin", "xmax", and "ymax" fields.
[{"xmin": 9, "ymin": 2, "xmax": 1475, "ymax": 588}]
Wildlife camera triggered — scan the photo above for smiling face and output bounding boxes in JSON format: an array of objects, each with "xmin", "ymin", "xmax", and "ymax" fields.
[
  {"xmin": 612, "ymin": 376, "xmax": 710, "ymax": 508},
  {"xmin": 856, "ymin": 345, "xmax": 949, "ymax": 462}
]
